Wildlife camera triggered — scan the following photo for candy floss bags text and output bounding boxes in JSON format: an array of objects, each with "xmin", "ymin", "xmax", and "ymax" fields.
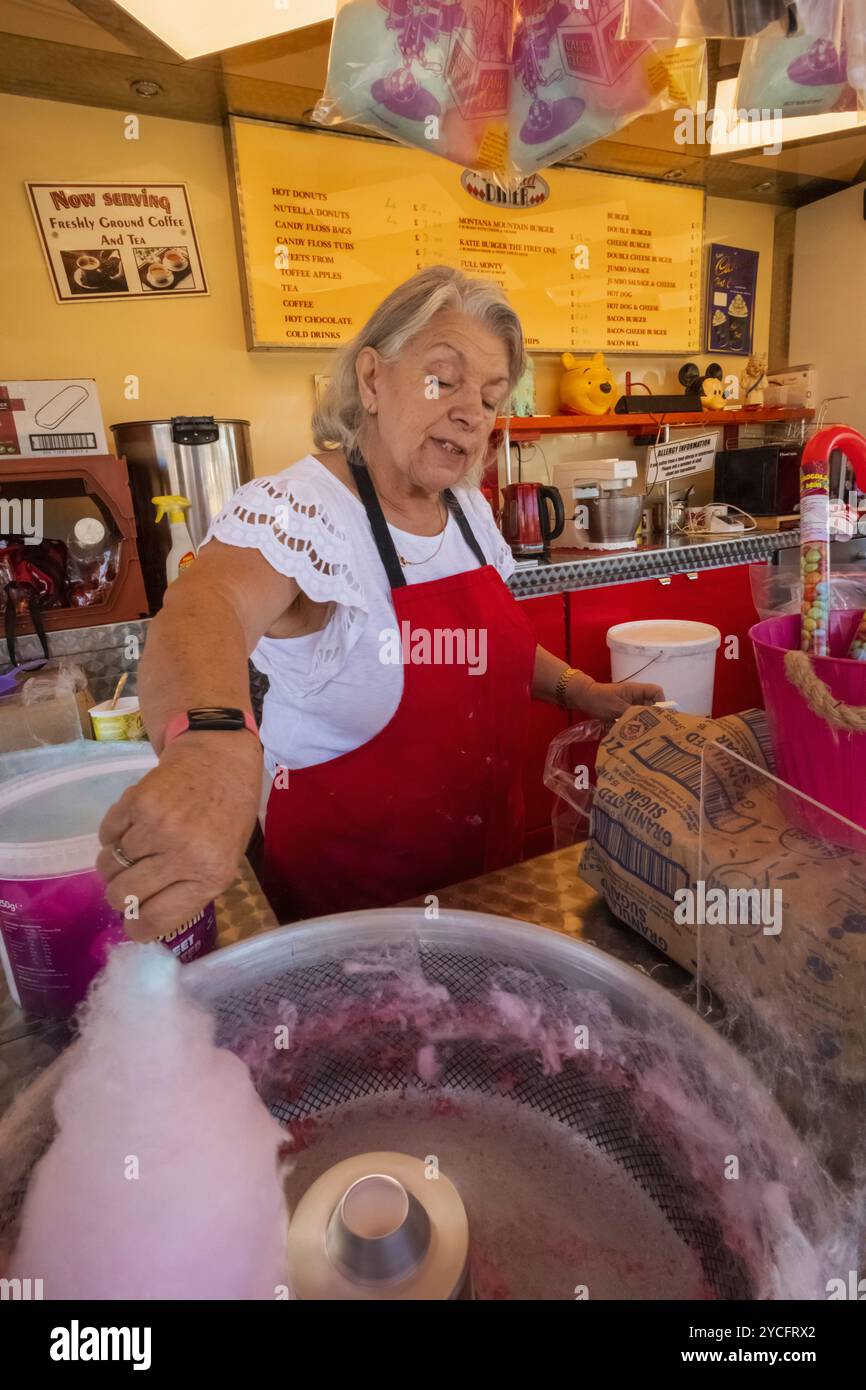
[{"xmin": 314, "ymin": 1, "xmax": 706, "ymax": 188}]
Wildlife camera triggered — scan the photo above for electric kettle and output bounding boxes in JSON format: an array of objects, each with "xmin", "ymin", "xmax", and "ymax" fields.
[{"xmin": 501, "ymin": 483, "xmax": 565, "ymax": 557}]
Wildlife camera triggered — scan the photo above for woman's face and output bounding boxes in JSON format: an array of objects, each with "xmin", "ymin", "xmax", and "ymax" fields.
[{"xmin": 356, "ymin": 310, "xmax": 512, "ymax": 492}]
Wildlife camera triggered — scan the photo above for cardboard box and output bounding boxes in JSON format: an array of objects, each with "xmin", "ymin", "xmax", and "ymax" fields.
[
  {"xmin": 764, "ymin": 365, "xmax": 816, "ymax": 409},
  {"xmin": 0, "ymin": 379, "xmax": 108, "ymax": 458}
]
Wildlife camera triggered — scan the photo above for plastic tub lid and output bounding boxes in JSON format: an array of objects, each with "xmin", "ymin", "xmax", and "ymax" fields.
[
  {"xmin": 0, "ymin": 748, "xmax": 156, "ymax": 879},
  {"xmin": 607, "ymin": 620, "xmax": 721, "ymax": 656}
]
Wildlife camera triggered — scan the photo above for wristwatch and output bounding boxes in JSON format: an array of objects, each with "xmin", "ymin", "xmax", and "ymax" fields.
[{"xmin": 162, "ymin": 707, "xmax": 259, "ymax": 749}]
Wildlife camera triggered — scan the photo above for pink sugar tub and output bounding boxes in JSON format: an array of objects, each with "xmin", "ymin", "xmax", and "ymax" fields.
[
  {"xmin": 0, "ymin": 747, "xmax": 216, "ymax": 1017},
  {"xmin": 750, "ymin": 609, "xmax": 866, "ymax": 837}
]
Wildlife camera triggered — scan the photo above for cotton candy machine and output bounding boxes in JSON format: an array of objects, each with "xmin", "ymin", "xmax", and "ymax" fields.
[{"xmin": 0, "ymin": 910, "xmax": 852, "ymax": 1300}]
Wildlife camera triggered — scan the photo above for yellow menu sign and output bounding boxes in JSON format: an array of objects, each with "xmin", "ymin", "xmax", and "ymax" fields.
[{"xmin": 228, "ymin": 116, "xmax": 704, "ymax": 355}]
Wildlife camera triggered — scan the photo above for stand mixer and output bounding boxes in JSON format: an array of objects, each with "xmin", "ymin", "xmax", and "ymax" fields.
[{"xmin": 569, "ymin": 458, "xmax": 644, "ymax": 550}]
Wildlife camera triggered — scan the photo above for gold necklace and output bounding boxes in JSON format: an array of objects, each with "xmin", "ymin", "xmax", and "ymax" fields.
[
  {"xmin": 363, "ymin": 460, "xmax": 448, "ymax": 566},
  {"xmin": 395, "ymin": 498, "xmax": 449, "ymax": 566}
]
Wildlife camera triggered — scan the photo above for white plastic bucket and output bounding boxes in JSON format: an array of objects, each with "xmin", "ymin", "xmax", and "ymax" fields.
[
  {"xmin": 607, "ymin": 619, "xmax": 721, "ymax": 715},
  {"xmin": 0, "ymin": 745, "xmax": 216, "ymax": 1017}
]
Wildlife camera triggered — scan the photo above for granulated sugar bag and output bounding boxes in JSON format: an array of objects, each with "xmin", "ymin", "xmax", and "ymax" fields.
[{"xmin": 577, "ymin": 705, "xmax": 866, "ymax": 1083}]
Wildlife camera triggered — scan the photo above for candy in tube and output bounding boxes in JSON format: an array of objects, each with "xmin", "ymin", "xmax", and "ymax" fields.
[
  {"xmin": 799, "ymin": 454, "xmax": 831, "ymax": 657},
  {"xmin": 797, "ymin": 427, "xmax": 866, "ymax": 659},
  {"xmin": 849, "ymin": 619, "xmax": 866, "ymax": 661}
]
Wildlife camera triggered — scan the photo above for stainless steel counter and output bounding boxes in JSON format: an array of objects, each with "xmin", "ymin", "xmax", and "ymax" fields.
[{"xmin": 510, "ymin": 528, "xmax": 800, "ymax": 598}]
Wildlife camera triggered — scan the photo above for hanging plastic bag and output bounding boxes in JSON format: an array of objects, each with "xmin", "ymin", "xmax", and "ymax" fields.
[
  {"xmin": 508, "ymin": 4, "xmax": 706, "ymax": 179},
  {"xmin": 845, "ymin": 0, "xmax": 866, "ymax": 102},
  {"xmin": 313, "ymin": 0, "xmax": 513, "ymax": 179},
  {"xmin": 618, "ymin": 0, "xmax": 794, "ymax": 40},
  {"xmin": 619, "ymin": 0, "xmax": 844, "ymax": 41},
  {"xmin": 315, "ymin": 1, "xmax": 707, "ymax": 188},
  {"xmin": 736, "ymin": 5, "xmax": 854, "ymax": 120},
  {"xmin": 543, "ymin": 718, "xmax": 606, "ymax": 849}
]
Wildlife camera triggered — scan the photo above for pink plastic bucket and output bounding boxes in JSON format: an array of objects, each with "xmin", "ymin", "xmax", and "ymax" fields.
[{"xmin": 750, "ymin": 609, "xmax": 866, "ymax": 833}]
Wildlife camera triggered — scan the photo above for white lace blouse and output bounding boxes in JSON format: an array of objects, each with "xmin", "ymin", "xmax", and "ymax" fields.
[{"xmin": 204, "ymin": 456, "xmax": 517, "ymax": 777}]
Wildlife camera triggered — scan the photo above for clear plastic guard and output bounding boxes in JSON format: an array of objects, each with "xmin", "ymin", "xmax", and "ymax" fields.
[{"xmin": 698, "ymin": 738, "xmax": 866, "ymax": 1184}]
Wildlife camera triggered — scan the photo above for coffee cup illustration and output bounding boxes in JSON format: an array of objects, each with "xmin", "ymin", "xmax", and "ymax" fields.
[{"xmin": 146, "ymin": 263, "xmax": 174, "ymax": 288}]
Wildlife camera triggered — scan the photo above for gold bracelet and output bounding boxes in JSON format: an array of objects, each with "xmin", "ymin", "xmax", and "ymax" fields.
[{"xmin": 554, "ymin": 666, "xmax": 581, "ymax": 709}]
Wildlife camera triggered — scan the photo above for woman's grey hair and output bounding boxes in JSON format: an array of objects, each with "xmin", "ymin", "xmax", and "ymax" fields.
[{"xmin": 312, "ymin": 265, "xmax": 526, "ymax": 476}]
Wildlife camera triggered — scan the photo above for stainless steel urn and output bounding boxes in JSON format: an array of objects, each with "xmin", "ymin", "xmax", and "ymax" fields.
[{"xmin": 110, "ymin": 416, "xmax": 253, "ymax": 612}]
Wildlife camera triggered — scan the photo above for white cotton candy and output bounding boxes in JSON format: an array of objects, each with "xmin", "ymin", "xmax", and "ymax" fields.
[{"xmin": 10, "ymin": 944, "xmax": 288, "ymax": 1300}]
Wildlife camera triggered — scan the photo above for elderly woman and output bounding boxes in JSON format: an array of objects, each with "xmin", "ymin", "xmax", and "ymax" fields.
[{"xmin": 98, "ymin": 267, "xmax": 661, "ymax": 937}]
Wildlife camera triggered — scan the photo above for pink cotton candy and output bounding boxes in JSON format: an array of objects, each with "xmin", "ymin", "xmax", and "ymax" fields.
[{"xmin": 10, "ymin": 944, "xmax": 289, "ymax": 1300}]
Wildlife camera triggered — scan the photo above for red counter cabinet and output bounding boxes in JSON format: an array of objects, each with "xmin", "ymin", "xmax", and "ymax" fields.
[{"xmin": 516, "ymin": 561, "xmax": 765, "ymax": 861}]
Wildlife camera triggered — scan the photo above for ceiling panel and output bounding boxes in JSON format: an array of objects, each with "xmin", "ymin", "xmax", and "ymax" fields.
[{"xmin": 0, "ymin": 0, "xmax": 135, "ymax": 52}]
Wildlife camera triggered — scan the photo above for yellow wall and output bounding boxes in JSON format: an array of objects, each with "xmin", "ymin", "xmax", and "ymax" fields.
[
  {"xmin": 2, "ymin": 93, "xmax": 780, "ymax": 485},
  {"xmin": 791, "ymin": 183, "xmax": 866, "ymax": 436}
]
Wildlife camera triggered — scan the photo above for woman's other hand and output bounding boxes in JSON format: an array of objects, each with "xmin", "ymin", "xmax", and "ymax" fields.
[
  {"xmin": 96, "ymin": 731, "xmax": 262, "ymax": 942},
  {"xmin": 570, "ymin": 678, "xmax": 665, "ymax": 722}
]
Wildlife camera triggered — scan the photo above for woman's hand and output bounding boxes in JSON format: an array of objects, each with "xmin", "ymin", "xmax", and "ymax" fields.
[
  {"xmin": 96, "ymin": 731, "xmax": 262, "ymax": 942},
  {"xmin": 568, "ymin": 677, "xmax": 665, "ymax": 722}
]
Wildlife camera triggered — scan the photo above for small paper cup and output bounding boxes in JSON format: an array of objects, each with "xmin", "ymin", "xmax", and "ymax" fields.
[{"xmin": 89, "ymin": 696, "xmax": 145, "ymax": 742}]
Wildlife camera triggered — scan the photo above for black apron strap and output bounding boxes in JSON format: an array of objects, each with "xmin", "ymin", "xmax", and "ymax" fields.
[
  {"xmin": 348, "ymin": 446, "xmax": 488, "ymax": 586},
  {"xmin": 348, "ymin": 448, "xmax": 407, "ymax": 590},
  {"xmin": 443, "ymin": 489, "xmax": 487, "ymax": 568}
]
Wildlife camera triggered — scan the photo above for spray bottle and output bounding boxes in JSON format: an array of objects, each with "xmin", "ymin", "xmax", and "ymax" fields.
[{"xmin": 152, "ymin": 495, "xmax": 196, "ymax": 584}]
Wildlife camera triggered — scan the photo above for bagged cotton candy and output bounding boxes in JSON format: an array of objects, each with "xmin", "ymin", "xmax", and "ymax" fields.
[
  {"xmin": 10, "ymin": 944, "xmax": 289, "ymax": 1300},
  {"xmin": 737, "ymin": 27, "xmax": 854, "ymax": 118},
  {"xmin": 844, "ymin": 0, "xmax": 866, "ymax": 102},
  {"xmin": 736, "ymin": 0, "xmax": 855, "ymax": 118},
  {"xmin": 314, "ymin": 0, "xmax": 707, "ymax": 188},
  {"xmin": 508, "ymin": 1, "xmax": 706, "ymax": 178},
  {"xmin": 314, "ymin": 0, "xmax": 512, "ymax": 175}
]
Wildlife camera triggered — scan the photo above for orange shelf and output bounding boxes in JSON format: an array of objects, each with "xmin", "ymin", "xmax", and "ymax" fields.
[{"xmin": 497, "ymin": 407, "xmax": 815, "ymax": 438}]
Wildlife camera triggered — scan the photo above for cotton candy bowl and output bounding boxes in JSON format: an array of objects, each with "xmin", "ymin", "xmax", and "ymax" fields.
[{"xmin": 0, "ymin": 910, "xmax": 853, "ymax": 1299}]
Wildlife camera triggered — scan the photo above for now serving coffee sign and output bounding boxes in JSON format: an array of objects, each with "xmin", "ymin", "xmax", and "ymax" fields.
[
  {"xmin": 27, "ymin": 182, "xmax": 208, "ymax": 304},
  {"xmin": 649, "ymin": 432, "xmax": 718, "ymax": 484}
]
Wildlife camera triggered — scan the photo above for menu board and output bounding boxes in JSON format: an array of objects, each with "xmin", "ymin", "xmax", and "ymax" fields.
[{"xmin": 228, "ymin": 117, "xmax": 704, "ymax": 354}]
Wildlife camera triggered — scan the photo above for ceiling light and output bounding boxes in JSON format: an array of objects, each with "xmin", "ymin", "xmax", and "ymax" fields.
[
  {"xmin": 754, "ymin": 180, "xmax": 775, "ymax": 192},
  {"xmin": 710, "ymin": 77, "xmax": 866, "ymax": 156},
  {"xmin": 129, "ymin": 79, "xmax": 164, "ymax": 98},
  {"xmin": 663, "ymin": 168, "xmax": 686, "ymax": 180},
  {"xmin": 112, "ymin": 0, "xmax": 336, "ymax": 60}
]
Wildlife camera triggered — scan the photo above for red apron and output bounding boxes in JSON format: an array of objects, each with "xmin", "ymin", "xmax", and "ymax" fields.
[{"xmin": 263, "ymin": 452, "xmax": 537, "ymax": 921}]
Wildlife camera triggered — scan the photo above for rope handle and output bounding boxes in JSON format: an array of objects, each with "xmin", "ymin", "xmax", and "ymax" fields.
[{"xmin": 784, "ymin": 649, "xmax": 866, "ymax": 733}]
